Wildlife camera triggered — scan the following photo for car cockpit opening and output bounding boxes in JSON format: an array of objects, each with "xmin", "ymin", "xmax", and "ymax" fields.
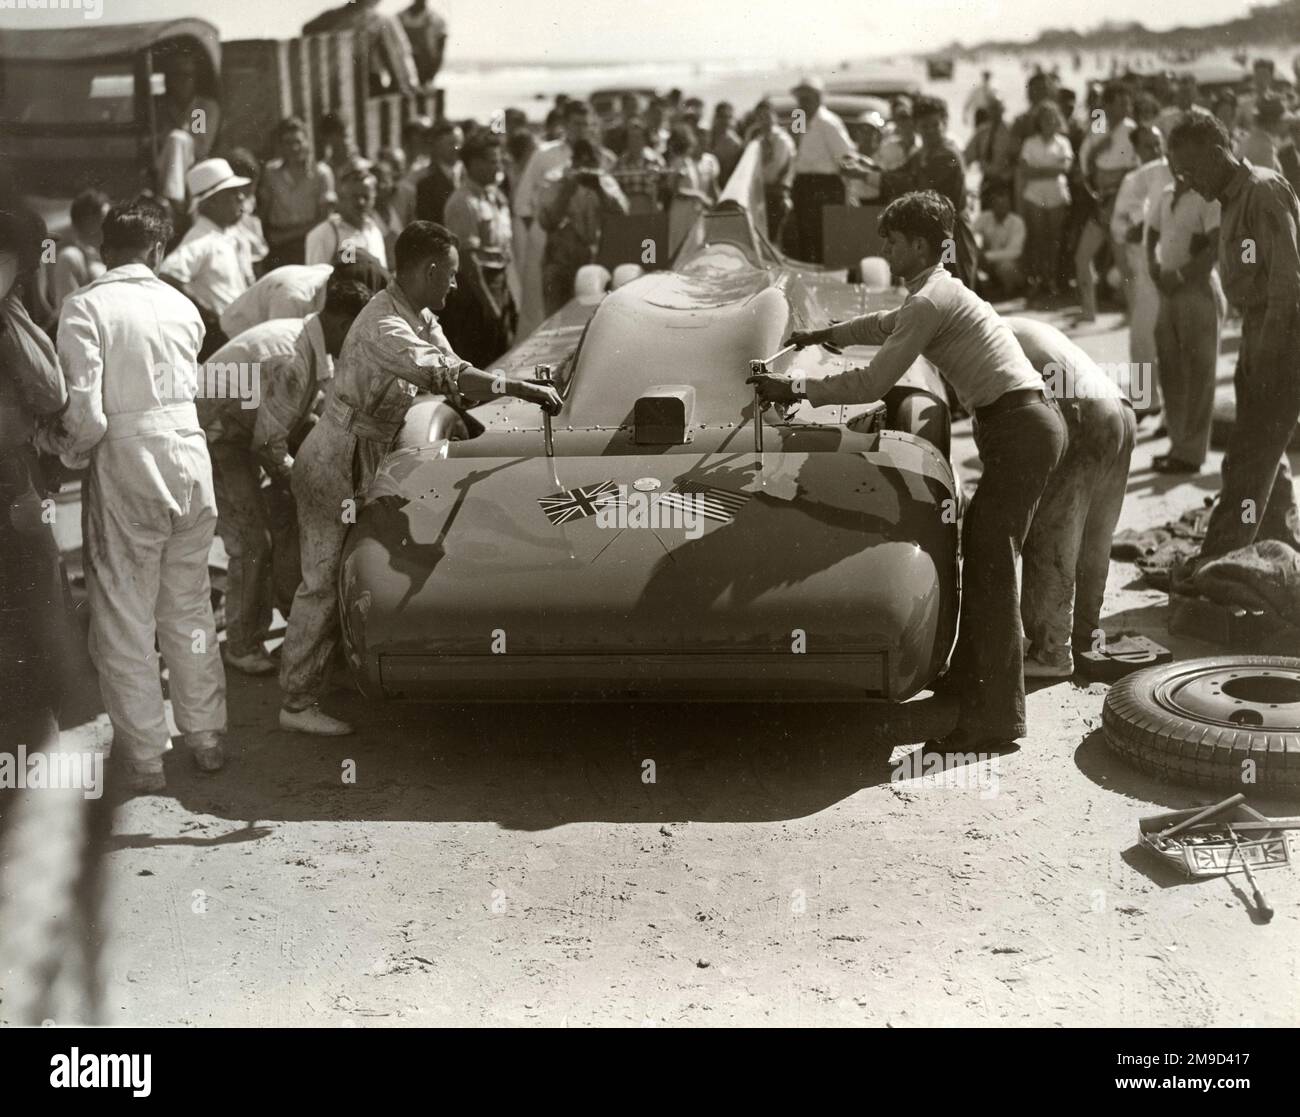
[{"xmin": 633, "ymin": 385, "xmax": 696, "ymax": 445}]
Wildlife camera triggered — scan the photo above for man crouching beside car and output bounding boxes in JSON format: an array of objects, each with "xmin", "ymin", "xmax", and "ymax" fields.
[{"xmin": 748, "ymin": 190, "xmax": 1066, "ymax": 752}]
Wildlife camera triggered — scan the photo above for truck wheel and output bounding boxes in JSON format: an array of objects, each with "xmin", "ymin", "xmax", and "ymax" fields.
[{"xmin": 1102, "ymin": 656, "xmax": 1300, "ymax": 792}]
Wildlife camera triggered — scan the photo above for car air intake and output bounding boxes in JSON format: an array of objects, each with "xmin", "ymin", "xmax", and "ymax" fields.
[{"xmin": 633, "ymin": 385, "xmax": 696, "ymax": 445}]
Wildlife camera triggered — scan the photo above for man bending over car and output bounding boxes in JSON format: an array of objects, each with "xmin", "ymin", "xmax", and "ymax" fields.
[{"xmin": 748, "ymin": 190, "xmax": 1065, "ymax": 752}]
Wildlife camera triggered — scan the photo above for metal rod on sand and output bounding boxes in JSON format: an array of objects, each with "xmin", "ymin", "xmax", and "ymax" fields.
[{"xmin": 1226, "ymin": 824, "xmax": 1274, "ymax": 922}]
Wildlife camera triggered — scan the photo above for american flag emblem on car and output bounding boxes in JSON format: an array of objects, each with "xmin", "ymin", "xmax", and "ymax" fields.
[
  {"xmin": 538, "ymin": 480, "xmax": 623, "ymax": 525},
  {"xmin": 657, "ymin": 479, "xmax": 752, "ymax": 523}
]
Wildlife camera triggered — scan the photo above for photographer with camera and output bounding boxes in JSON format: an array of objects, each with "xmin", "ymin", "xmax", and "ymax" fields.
[{"xmin": 537, "ymin": 138, "xmax": 629, "ymax": 314}]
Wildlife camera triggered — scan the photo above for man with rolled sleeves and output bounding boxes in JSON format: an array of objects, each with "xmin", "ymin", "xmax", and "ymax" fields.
[
  {"xmin": 1166, "ymin": 113, "xmax": 1300, "ymax": 562},
  {"xmin": 277, "ymin": 222, "xmax": 563, "ymax": 736},
  {"xmin": 749, "ymin": 191, "xmax": 1066, "ymax": 750}
]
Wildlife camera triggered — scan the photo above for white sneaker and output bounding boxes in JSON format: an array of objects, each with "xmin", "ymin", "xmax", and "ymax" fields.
[
  {"xmin": 279, "ymin": 706, "xmax": 354, "ymax": 736},
  {"xmin": 225, "ymin": 648, "xmax": 277, "ymax": 676}
]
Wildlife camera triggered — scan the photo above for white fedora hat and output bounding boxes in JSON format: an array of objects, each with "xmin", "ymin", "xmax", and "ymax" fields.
[{"xmin": 187, "ymin": 158, "xmax": 252, "ymax": 211}]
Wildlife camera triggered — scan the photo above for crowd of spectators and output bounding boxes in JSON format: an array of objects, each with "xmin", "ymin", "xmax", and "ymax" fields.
[
  {"xmin": 15, "ymin": 53, "xmax": 1300, "ymax": 377},
  {"xmin": 958, "ymin": 56, "xmax": 1300, "ymax": 315}
]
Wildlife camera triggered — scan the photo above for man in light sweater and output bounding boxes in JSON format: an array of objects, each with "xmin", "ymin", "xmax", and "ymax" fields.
[{"xmin": 749, "ymin": 190, "xmax": 1066, "ymax": 750}]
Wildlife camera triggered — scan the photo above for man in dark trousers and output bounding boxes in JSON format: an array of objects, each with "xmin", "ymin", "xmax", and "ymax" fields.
[
  {"xmin": 748, "ymin": 191, "xmax": 1066, "ymax": 750},
  {"xmin": 787, "ymin": 75, "xmax": 853, "ymax": 264},
  {"xmin": 441, "ymin": 132, "xmax": 516, "ymax": 366},
  {"xmin": 1166, "ymin": 112, "xmax": 1300, "ymax": 562}
]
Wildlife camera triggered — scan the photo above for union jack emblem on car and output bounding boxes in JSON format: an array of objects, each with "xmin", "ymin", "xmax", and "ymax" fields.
[{"xmin": 537, "ymin": 480, "xmax": 623, "ymax": 525}]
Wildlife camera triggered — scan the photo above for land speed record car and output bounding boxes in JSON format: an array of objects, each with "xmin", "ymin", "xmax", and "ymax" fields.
[{"xmin": 339, "ymin": 143, "xmax": 960, "ymax": 702}]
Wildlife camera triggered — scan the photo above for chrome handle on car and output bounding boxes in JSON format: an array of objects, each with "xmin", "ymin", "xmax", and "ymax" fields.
[
  {"xmin": 749, "ymin": 344, "xmax": 803, "ymax": 446},
  {"xmin": 758, "ymin": 344, "xmax": 797, "ymax": 374},
  {"xmin": 534, "ymin": 364, "xmax": 555, "ymax": 458},
  {"xmin": 748, "ymin": 358, "xmax": 771, "ymax": 455}
]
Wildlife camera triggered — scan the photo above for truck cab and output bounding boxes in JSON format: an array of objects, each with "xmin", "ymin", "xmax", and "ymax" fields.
[{"xmin": 0, "ymin": 18, "xmax": 221, "ymax": 237}]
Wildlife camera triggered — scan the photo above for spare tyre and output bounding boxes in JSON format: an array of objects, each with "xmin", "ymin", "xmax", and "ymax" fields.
[{"xmin": 1103, "ymin": 656, "xmax": 1300, "ymax": 792}]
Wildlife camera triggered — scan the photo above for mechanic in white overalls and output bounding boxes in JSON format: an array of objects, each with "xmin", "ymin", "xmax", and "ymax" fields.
[{"xmin": 51, "ymin": 199, "xmax": 227, "ymax": 792}]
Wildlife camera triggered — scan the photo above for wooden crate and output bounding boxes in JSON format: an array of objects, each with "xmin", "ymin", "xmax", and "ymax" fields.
[
  {"xmin": 220, "ymin": 39, "xmax": 294, "ymax": 160},
  {"xmin": 223, "ymin": 30, "xmax": 444, "ymax": 163}
]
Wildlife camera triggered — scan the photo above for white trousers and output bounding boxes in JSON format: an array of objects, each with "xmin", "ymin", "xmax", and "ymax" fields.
[
  {"xmin": 84, "ymin": 428, "xmax": 226, "ymax": 771},
  {"xmin": 515, "ymin": 221, "xmax": 548, "ymax": 338}
]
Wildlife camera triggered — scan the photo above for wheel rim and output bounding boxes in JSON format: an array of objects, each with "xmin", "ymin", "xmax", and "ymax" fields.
[{"xmin": 1155, "ymin": 665, "xmax": 1300, "ymax": 731}]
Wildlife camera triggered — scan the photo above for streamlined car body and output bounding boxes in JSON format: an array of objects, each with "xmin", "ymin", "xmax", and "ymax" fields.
[{"xmin": 339, "ymin": 144, "xmax": 960, "ymax": 702}]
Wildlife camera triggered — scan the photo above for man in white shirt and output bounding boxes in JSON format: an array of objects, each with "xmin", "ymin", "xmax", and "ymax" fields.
[
  {"xmin": 219, "ymin": 253, "xmax": 389, "ymax": 337},
  {"xmin": 160, "ymin": 158, "xmax": 255, "ymax": 354},
  {"xmin": 1147, "ymin": 178, "xmax": 1224, "ymax": 473},
  {"xmin": 305, "ymin": 160, "xmax": 389, "ymax": 269},
  {"xmin": 1108, "ymin": 125, "xmax": 1171, "ymax": 413},
  {"xmin": 973, "ymin": 182, "xmax": 1026, "ymax": 296},
  {"xmin": 201, "ymin": 279, "xmax": 372, "ymax": 677},
  {"xmin": 50, "ymin": 198, "xmax": 227, "ymax": 792},
  {"xmin": 789, "ymin": 75, "xmax": 853, "ymax": 263},
  {"xmin": 512, "ymin": 101, "xmax": 615, "ymax": 336},
  {"xmin": 749, "ymin": 191, "xmax": 1066, "ymax": 750},
  {"xmin": 964, "ymin": 70, "xmax": 998, "ymax": 126},
  {"xmin": 220, "ymin": 263, "xmax": 334, "ymax": 337}
]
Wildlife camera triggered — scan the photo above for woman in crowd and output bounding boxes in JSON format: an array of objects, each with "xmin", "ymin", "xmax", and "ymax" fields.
[
  {"xmin": 746, "ymin": 100, "xmax": 797, "ymax": 241},
  {"xmin": 1018, "ymin": 101, "xmax": 1074, "ymax": 299}
]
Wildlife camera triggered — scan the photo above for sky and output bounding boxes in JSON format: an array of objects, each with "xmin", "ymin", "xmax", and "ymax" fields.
[{"xmin": 0, "ymin": 0, "xmax": 1260, "ymax": 62}]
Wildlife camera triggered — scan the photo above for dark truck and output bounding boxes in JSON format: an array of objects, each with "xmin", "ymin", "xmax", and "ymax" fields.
[
  {"xmin": 0, "ymin": 18, "xmax": 441, "ymax": 237},
  {"xmin": 0, "ymin": 19, "xmax": 221, "ymax": 236}
]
